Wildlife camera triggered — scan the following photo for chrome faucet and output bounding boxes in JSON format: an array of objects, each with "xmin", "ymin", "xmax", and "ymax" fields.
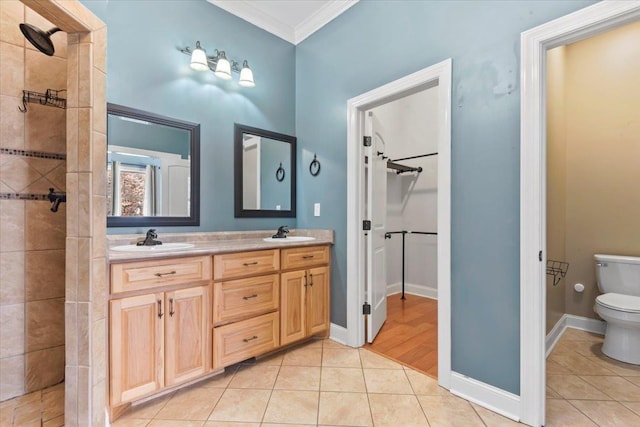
[
  {"xmin": 137, "ymin": 229, "xmax": 163, "ymax": 246},
  {"xmin": 272, "ymin": 225, "xmax": 290, "ymax": 239}
]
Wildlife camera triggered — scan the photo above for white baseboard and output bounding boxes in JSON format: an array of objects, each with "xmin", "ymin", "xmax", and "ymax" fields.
[
  {"xmin": 387, "ymin": 282, "xmax": 437, "ymax": 299},
  {"xmin": 545, "ymin": 314, "xmax": 606, "ymax": 357},
  {"xmin": 450, "ymin": 372, "xmax": 520, "ymax": 421},
  {"xmin": 329, "ymin": 323, "xmax": 349, "ymax": 346}
]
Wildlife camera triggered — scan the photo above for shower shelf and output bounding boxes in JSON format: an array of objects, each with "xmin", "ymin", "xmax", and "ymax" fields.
[
  {"xmin": 19, "ymin": 89, "xmax": 66, "ymax": 113},
  {"xmin": 547, "ymin": 259, "xmax": 569, "ymax": 286}
]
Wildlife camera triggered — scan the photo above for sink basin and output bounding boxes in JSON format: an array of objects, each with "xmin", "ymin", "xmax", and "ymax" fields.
[
  {"xmin": 263, "ymin": 236, "xmax": 316, "ymax": 243},
  {"xmin": 110, "ymin": 242, "xmax": 195, "ymax": 252}
]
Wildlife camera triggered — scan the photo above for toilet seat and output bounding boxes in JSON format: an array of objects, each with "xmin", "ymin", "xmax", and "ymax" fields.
[{"xmin": 596, "ymin": 293, "xmax": 640, "ymax": 313}]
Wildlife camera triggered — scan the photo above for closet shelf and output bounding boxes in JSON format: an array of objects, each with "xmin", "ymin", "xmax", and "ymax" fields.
[{"xmin": 386, "ymin": 152, "xmax": 438, "ymax": 175}]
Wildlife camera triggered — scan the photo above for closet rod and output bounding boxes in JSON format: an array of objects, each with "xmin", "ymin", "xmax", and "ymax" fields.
[
  {"xmin": 391, "ymin": 152, "xmax": 438, "ymax": 162},
  {"xmin": 384, "ymin": 230, "xmax": 437, "ymax": 299}
]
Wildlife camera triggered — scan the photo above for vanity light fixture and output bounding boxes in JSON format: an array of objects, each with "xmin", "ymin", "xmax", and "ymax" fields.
[{"xmin": 180, "ymin": 41, "xmax": 255, "ymax": 87}]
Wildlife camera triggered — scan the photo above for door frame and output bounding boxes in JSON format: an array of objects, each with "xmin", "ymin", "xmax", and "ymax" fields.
[
  {"xmin": 346, "ymin": 58, "xmax": 452, "ymax": 388},
  {"xmin": 520, "ymin": 1, "xmax": 640, "ymax": 426}
]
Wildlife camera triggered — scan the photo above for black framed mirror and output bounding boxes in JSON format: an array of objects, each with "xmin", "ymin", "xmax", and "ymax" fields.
[
  {"xmin": 107, "ymin": 103, "xmax": 200, "ymax": 227},
  {"xmin": 234, "ymin": 123, "xmax": 296, "ymax": 218}
]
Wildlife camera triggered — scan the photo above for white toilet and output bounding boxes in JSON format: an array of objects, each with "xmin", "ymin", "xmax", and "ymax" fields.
[{"xmin": 594, "ymin": 254, "xmax": 640, "ymax": 365}]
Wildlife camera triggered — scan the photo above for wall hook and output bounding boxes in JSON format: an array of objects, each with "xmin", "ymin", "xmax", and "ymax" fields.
[{"xmin": 309, "ymin": 153, "xmax": 321, "ymax": 177}]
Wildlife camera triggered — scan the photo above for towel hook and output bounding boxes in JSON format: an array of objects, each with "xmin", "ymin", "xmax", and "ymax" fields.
[
  {"xmin": 275, "ymin": 162, "xmax": 285, "ymax": 182},
  {"xmin": 309, "ymin": 153, "xmax": 321, "ymax": 177}
]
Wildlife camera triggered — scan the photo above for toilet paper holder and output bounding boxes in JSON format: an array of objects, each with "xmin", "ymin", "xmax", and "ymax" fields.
[{"xmin": 546, "ymin": 259, "xmax": 569, "ymax": 286}]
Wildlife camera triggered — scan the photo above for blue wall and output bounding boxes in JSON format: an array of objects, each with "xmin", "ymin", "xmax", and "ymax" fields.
[
  {"xmin": 295, "ymin": 0, "xmax": 595, "ymax": 394},
  {"xmin": 82, "ymin": 0, "xmax": 602, "ymax": 396},
  {"xmin": 81, "ymin": 0, "xmax": 297, "ymax": 234}
]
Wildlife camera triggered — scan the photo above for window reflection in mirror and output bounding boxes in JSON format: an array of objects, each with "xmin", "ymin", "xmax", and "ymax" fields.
[
  {"xmin": 107, "ymin": 104, "xmax": 200, "ymax": 227},
  {"xmin": 234, "ymin": 124, "xmax": 296, "ymax": 218}
]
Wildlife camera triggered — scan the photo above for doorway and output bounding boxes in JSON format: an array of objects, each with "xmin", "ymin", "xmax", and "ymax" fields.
[
  {"xmin": 520, "ymin": 2, "xmax": 640, "ymax": 426},
  {"xmin": 362, "ymin": 87, "xmax": 440, "ymax": 377},
  {"xmin": 345, "ymin": 59, "xmax": 452, "ymax": 388}
]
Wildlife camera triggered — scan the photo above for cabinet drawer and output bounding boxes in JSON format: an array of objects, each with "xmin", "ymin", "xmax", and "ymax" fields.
[
  {"xmin": 111, "ymin": 256, "xmax": 211, "ymax": 294},
  {"xmin": 212, "ymin": 312, "xmax": 279, "ymax": 368},
  {"xmin": 213, "ymin": 274, "xmax": 279, "ymax": 325},
  {"xmin": 213, "ymin": 250, "xmax": 279, "ymax": 280},
  {"xmin": 281, "ymin": 246, "xmax": 329, "ymax": 270}
]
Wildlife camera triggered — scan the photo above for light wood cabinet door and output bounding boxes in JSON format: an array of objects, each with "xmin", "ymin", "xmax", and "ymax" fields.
[
  {"xmin": 306, "ymin": 266, "xmax": 329, "ymax": 336},
  {"xmin": 280, "ymin": 270, "xmax": 306, "ymax": 346},
  {"xmin": 110, "ymin": 293, "xmax": 164, "ymax": 405},
  {"xmin": 165, "ymin": 285, "xmax": 210, "ymax": 387}
]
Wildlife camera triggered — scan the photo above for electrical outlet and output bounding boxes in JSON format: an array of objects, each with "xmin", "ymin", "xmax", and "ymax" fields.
[{"xmin": 314, "ymin": 203, "xmax": 320, "ymax": 217}]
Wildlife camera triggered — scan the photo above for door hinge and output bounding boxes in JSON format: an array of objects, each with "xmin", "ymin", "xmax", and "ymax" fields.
[
  {"xmin": 362, "ymin": 303, "xmax": 371, "ymax": 315},
  {"xmin": 362, "ymin": 220, "xmax": 371, "ymax": 231},
  {"xmin": 539, "ymin": 250, "xmax": 543, "ymax": 262},
  {"xmin": 363, "ymin": 136, "xmax": 372, "ymax": 147}
]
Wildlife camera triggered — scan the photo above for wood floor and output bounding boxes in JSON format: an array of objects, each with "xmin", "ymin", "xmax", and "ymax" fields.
[{"xmin": 365, "ymin": 294, "xmax": 438, "ymax": 378}]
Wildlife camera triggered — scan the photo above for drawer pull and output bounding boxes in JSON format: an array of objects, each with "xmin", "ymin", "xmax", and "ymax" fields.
[
  {"xmin": 242, "ymin": 294, "xmax": 258, "ymax": 300},
  {"xmin": 155, "ymin": 270, "xmax": 177, "ymax": 278},
  {"xmin": 243, "ymin": 335, "xmax": 258, "ymax": 343},
  {"xmin": 169, "ymin": 298, "xmax": 175, "ymax": 317},
  {"xmin": 157, "ymin": 299, "xmax": 163, "ymax": 318},
  {"xmin": 243, "ymin": 261, "xmax": 259, "ymax": 267},
  {"xmin": 302, "ymin": 255, "xmax": 314, "ymax": 259}
]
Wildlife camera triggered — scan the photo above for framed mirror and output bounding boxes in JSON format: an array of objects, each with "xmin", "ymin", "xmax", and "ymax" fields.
[
  {"xmin": 234, "ymin": 124, "xmax": 296, "ymax": 218},
  {"xmin": 107, "ymin": 103, "xmax": 200, "ymax": 227}
]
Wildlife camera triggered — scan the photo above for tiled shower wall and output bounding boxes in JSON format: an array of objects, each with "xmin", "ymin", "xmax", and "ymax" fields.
[{"xmin": 0, "ymin": 1, "xmax": 67, "ymax": 401}]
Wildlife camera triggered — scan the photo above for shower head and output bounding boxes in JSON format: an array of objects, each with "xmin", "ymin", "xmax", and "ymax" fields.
[{"xmin": 19, "ymin": 23, "xmax": 61, "ymax": 56}]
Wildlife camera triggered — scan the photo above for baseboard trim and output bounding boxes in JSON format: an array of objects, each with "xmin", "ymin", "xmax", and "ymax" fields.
[
  {"xmin": 450, "ymin": 372, "xmax": 520, "ymax": 421},
  {"xmin": 329, "ymin": 323, "xmax": 349, "ymax": 345},
  {"xmin": 387, "ymin": 282, "xmax": 437, "ymax": 299},
  {"xmin": 545, "ymin": 314, "xmax": 606, "ymax": 356}
]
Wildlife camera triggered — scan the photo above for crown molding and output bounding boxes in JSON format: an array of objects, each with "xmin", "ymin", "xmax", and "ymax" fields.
[
  {"xmin": 208, "ymin": 1, "xmax": 359, "ymax": 45},
  {"xmin": 294, "ymin": 0, "xmax": 359, "ymax": 44}
]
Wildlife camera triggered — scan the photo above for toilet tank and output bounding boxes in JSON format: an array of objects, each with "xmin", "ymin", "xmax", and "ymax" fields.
[{"xmin": 594, "ymin": 254, "xmax": 640, "ymax": 296}]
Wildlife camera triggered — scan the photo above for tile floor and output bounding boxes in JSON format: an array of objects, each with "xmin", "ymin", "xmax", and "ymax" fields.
[
  {"xmin": 4, "ymin": 331, "xmax": 640, "ymax": 426},
  {"xmin": 108, "ymin": 339, "xmax": 521, "ymax": 427},
  {"xmin": 0, "ymin": 381, "xmax": 63, "ymax": 427},
  {"xmin": 546, "ymin": 328, "xmax": 640, "ymax": 426}
]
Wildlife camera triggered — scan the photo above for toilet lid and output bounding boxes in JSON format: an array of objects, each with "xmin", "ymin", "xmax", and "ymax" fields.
[{"xmin": 596, "ymin": 293, "xmax": 640, "ymax": 313}]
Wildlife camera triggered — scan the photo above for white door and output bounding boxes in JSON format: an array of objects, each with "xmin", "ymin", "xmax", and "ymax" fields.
[{"xmin": 366, "ymin": 111, "xmax": 388, "ymax": 343}]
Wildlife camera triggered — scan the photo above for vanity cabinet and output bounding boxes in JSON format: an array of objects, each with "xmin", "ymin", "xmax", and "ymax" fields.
[
  {"xmin": 109, "ymin": 257, "xmax": 210, "ymax": 406},
  {"xmin": 280, "ymin": 247, "xmax": 330, "ymax": 346},
  {"xmin": 108, "ymin": 243, "xmax": 330, "ymax": 416}
]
